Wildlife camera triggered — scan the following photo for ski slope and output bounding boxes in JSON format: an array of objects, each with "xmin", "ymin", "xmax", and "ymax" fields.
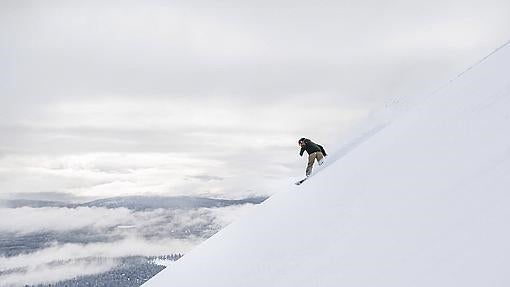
[{"xmin": 144, "ymin": 42, "xmax": 510, "ymax": 287}]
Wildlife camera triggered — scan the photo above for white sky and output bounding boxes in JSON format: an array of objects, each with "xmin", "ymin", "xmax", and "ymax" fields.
[{"xmin": 1, "ymin": 0, "xmax": 510, "ymax": 199}]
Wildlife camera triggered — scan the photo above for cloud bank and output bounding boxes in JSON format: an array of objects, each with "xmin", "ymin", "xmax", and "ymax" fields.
[{"xmin": 0, "ymin": 204, "xmax": 256, "ymax": 286}]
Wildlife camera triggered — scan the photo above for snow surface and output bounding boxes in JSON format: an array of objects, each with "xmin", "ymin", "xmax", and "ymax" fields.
[{"xmin": 144, "ymin": 42, "xmax": 510, "ymax": 287}]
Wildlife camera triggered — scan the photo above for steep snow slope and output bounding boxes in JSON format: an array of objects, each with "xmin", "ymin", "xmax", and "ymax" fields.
[{"xmin": 144, "ymin": 42, "xmax": 510, "ymax": 287}]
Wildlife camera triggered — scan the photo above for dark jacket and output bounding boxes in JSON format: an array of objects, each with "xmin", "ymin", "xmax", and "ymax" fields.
[{"xmin": 299, "ymin": 139, "xmax": 327, "ymax": 156}]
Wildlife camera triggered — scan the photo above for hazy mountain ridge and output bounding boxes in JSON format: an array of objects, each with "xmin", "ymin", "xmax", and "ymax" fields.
[{"xmin": 0, "ymin": 196, "xmax": 268, "ymax": 210}]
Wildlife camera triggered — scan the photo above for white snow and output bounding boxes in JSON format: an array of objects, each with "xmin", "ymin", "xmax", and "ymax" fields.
[{"xmin": 143, "ymin": 42, "xmax": 510, "ymax": 287}]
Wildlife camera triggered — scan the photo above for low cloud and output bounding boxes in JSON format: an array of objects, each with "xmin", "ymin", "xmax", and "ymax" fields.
[
  {"xmin": 0, "ymin": 205, "xmax": 252, "ymax": 236},
  {"xmin": 0, "ymin": 237, "xmax": 196, "ymax": 271},
  {"xmin": 0, "ymin": 257, "xmax": 118, "ymax": 287},
  {"xmin": 0, "ymin": 204, "xmax": 256, "ymax": 285},
  {"xmin": 0, "ymin": 237, "xmax": 196, "ymax": 287},
  {"xmin": 0, "ymin": 207, "xmax": 134, "ymax": 234}
]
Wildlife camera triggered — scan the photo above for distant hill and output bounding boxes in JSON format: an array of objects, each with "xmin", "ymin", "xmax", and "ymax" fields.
[
  {"xmin": 0, "ymin": 196, "xmax": 268, "ymax": 210},
  {"xmin": 0, "ymin": 199, "xmax": 70, "ymax": 208}
]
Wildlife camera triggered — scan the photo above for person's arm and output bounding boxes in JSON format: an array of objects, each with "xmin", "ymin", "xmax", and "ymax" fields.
[
  {"xmin": 299, "ymin": 147, "xmax": 305, "ymax": 156},
  {"xmin": 318, "ymin": 145, "xmax": 327, "ymax": 156}
]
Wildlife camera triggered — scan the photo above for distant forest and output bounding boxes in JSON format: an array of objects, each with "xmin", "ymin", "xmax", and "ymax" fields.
[{"xmin": 32, "ymin": 254, "xmax": 183, "ymax": 287}]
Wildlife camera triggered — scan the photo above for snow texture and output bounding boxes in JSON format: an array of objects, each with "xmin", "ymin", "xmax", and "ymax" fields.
[{"xmin": 143, "ymin": 42, "xmax": 510, "ymax": 287}]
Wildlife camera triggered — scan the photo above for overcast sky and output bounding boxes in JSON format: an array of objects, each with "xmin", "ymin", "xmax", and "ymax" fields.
[{"xmin": 1, "ymin": 0, "xmax": 510, "ymax": 200}]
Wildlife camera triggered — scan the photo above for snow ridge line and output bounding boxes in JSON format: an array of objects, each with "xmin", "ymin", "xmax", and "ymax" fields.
[
  {"xmin": 454, "ymin": 38, "xmax": 510, "ymax": 79},
  {"xmin": 432, "ymin": 38, "xmax": 510, "ymax": 95}
]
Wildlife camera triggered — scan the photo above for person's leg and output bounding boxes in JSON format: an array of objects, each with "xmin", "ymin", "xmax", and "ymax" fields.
[
  {"xmin": 317, "ymin": 152, "xmax": 324, "ymax": 165},
  {"xmin": 306, "ymin": 152, "xmax": 317, "ymax": 176}
]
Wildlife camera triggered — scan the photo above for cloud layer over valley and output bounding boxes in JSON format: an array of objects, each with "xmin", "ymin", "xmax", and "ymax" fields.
[{"xmin": 0, "ymin": 202, "xmax": 258, "ymax": 286}]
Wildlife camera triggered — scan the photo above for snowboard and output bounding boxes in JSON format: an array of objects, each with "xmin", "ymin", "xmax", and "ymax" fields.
[{"xmin": 294, "ymin": 177, "xmax": 308, "ymax": 185}]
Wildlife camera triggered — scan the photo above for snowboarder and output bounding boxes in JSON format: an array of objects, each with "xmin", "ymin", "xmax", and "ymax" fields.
[{"xmin": 298, "ymin": 138, "xmax": 327, "ymax": 177}]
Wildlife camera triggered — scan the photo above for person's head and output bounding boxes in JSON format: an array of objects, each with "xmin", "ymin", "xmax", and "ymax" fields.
[{"xmin": 298, "ymin": 138, "xmax": 306, "ymax": 147}]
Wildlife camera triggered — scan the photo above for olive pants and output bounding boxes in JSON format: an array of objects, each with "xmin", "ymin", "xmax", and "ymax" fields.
[{"xmin": 306, "ymin": 152, "xmax": 324, "ymax": 176}]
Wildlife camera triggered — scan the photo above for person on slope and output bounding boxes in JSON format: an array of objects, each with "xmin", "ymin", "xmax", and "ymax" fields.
[{"xmin": 298, "ymin": 138, "xmax": 327, "ymax": 177}]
